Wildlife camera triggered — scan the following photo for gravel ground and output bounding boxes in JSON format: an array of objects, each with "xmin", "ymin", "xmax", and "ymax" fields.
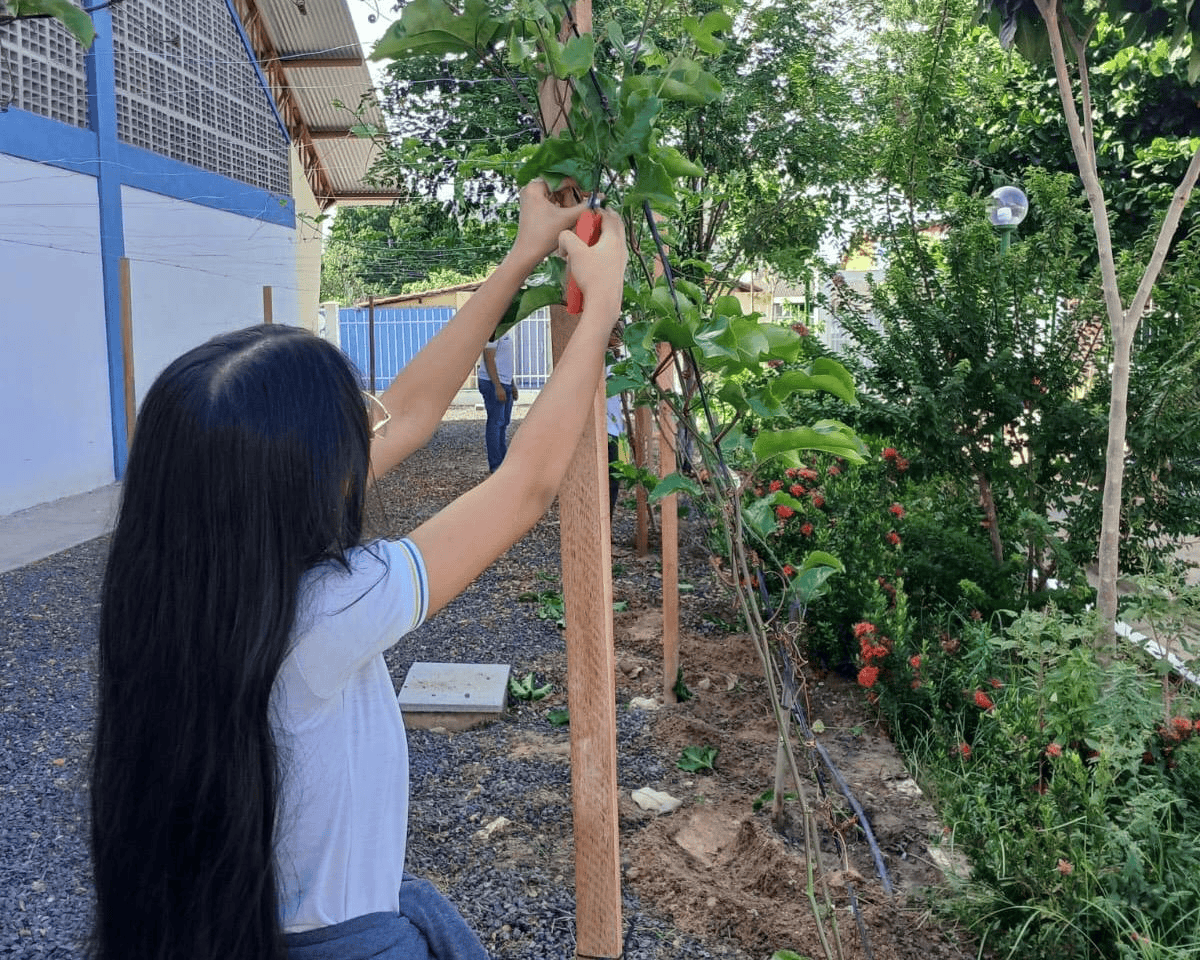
[{"xmin": 0, "ymin": 418, "xmax": 735, "ymax": 959}]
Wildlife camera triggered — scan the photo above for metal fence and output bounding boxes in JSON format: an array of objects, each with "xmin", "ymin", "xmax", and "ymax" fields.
[{"xmin": 338, "ymin": 306, "xmax": 553, "ymax": 393}]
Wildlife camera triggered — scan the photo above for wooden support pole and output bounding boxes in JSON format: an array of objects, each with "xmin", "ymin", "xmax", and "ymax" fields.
[
  {"xmin": 539, "ymin": 7, "xmax": 622, "ymax": 953},
  {"xmin": 656, "ymin": 342, "xmax": 680, "ymax": 704},
  {"xmin": 550, "ymin": 306, "xmax": 623, "ymax": 960},
  {"xmin": 119, "ymin": 258, "xmax": 136, "ymax": 449},
  {"xmin": 634, "ymin": 405, "xmax": 651, "ymax": 556},
  {"xmin": 263, "ymin": 285, "xmax": 273, "ymax": 324}
]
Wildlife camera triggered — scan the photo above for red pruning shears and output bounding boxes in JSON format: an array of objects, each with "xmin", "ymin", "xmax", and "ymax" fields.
[{"xmin": 565, "ymin": 195, "xmax": 602, "ymax": 315}]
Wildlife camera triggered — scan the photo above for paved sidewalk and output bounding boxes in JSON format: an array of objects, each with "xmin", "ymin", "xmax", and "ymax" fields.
[{"xmin": 0, "ymin": 483, "xmax": 121, "ymax": 575}]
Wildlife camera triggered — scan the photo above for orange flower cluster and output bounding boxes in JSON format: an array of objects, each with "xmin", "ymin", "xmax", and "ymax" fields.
[{"xmin": 973, "ymin": 689, "xmax": 995, "ymax": 711}]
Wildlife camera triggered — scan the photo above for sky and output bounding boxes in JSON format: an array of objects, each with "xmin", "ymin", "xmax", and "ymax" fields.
[{"xmin": 347, "ymin": 0, "xmax": 394, "ymax": 78}]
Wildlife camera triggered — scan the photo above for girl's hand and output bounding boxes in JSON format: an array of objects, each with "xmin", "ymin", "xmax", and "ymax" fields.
[
  {"xmin": 556, "ymin": 206, "xmax": 627, "ymax": 318},
  {"xmin": 511, "ymin": 180, "xmax": 591, "ymax": 264}
]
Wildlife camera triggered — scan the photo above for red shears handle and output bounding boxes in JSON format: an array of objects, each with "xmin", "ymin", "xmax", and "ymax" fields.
[{"xmin": 565, "ymin": 208, "xmax": 603, "ymax": 315}]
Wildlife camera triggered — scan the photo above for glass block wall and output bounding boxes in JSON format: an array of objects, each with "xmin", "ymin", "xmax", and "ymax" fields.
[
  {"xmin": 111, "ymin": 0, "xmax": 289, "ymax": 195},
  {"xmin": 0, "ymin": 11, "xmax": 90, "ymax": 127}
]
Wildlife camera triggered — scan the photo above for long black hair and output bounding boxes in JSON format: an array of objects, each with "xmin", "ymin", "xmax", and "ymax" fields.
[{"xmin": 91, "ymin": 325, "xmax": 371, "ymax": 960}]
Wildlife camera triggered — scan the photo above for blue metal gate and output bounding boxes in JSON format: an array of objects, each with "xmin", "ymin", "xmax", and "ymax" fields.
[{"xmin": 338, "ymin": 306, "xmax": 552, "ymax": 392}]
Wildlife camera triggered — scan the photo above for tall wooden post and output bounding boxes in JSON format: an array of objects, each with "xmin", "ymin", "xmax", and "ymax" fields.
[
  {"xmin": 119, "ymin": 258, "xmax": 136, "ymax": 448},
  {"xmin": 540, "ymin": 3, "xmax": 623, "ymax": 956},
  {"xmin": 263, "ymin": 285, "xmax": 273, "ymax": 324},
  {"xmin": 656, "ymin": 343, "xmax": 680, "ymax": 704},
  {"xmin": 551, "ymin": 309, "xmax": 622, "ymax": 960},
  {"xmin": 634, "ymin": 405, "xmax": 651, "ymax": 556}
]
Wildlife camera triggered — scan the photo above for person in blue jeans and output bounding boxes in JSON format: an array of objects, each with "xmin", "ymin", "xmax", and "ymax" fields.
[{"xmin": 477, "ymin": 327, "xmax": 517, "ymax": 472}]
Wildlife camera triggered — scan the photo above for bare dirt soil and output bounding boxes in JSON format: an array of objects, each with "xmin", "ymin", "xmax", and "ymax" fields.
[{"xmin": 373, "ymin": 410, "xmax": 984, "ymax": 960}]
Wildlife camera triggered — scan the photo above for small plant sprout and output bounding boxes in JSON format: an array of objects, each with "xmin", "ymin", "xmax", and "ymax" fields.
[
  {"xmin": 677, "ymin": 745, "xmax": 718, "ymax": 772},
  {"xmin": 509, "ymin": 672, "xmax": 552, "ymax": 702}
]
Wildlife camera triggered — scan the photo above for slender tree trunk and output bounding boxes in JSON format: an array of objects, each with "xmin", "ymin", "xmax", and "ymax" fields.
[{"xmin": 1033, "ymin": 0, "xmax": 1200, "ymax": 644}]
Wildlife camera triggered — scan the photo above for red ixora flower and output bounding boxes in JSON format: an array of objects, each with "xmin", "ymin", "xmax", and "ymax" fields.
[
  {"xmin": 886, "ymin": 531, "xmax": 901, "ymax": 546},
  {"xmin": 889, "ymin": 502, "xmax": 905, "ymax": 517},
  {"xmin": 790, "ymin": 483, "xmax": 806, "ymax": 497},
  {"xmin": 882, "ymin": 447, "xmax": 898, "ymax": 461},
  {"xmin": 799, "ymin": 468, "xmax": 819, "ymax": 482},
  {"xmin": 792, "ymin": 322, "xmax": 810, "ymax": 337},
  {"xmin": 896, "ymin": 457, "xmax": 910, "ymax": 472},
  {"xmin": 853, "ymin": 621, "xmax": 877, "ymax": 638},
  {"xmin": 827, "ymin": 465, "xmax": 841, "ymax": 476},
  {"xmin": 957, "ymin": 742, "xmax": 972, "ymax": 758},
  {"xmin": 973, "ymin": 689, "xmax": 995, "ymax": 711},
  {"xmin": 775, "ymin": 505, "xmax": 795, "ymax": 520},
  {"xmin": 1056, "ymin": 859, "xmax": 1074, "ymax": 876},
  {"xmin": 857, "ymin": 665, "xmax": 879, "ymax": 689},
  {"xmin": 811, "ymin": 493, "xmax": 826, "ymax": 508},
  {"xmin": 1046, "ymin": 742, "xmax": 1063, "ymax": 758},
  {"xmin": 909, "ymin": 655, "xmax": 921, "ymax": 669},
  {"xmin": 782, "ymin": 564, "xmax": 795, "ymax": 577},
  {"xmin": 800, "ymin": 522, "xmax": 814, "ymax": 536},
  {"xmin": 769, "ymin": 479, "xmax": 783, "ymax": 492}
]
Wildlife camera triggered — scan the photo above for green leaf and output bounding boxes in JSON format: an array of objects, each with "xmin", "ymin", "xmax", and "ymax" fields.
[
  {"xmin": 653, "ymin": 143, "xmax": 706, "ymax": 179},
  {"xmin": 547, "ymin": 708, "xmax": 570, "ymax": 726},
  {"xmin": 649, "ymin": 472, "xmax": 703, "ymax": 503},
  {"xmin": 626, "ymin": 159, "xmax": 678, "ymax": 210},
  {"xmin": 9, "ymin": 0, "xmax": 95, "ymax": 46},
  {"xmin": 770, "ymin": 360, "xmax": 857, "ymax": 405},
  {"xmin": 371, "ymin": 0, "xmax": 503, "ymax": 60},
  {"xmin": 753, "ymin": 425, "xmax": 865, "ymax": 463},
  {"xmin": 605, "ymin": 89, "xmax": 661, "ymax": 170},
  {"xmin": 658, "ymin": 59, "xmax": 722, "ymax": 104},
  {"xmin": 742, "ymin": 498, "xmax": 778, "ymax": 540},
  {"xmin": 557, "ymin": 32, "xmax": 595, "ymax": 77},
  {"xmin": 677, "ymin": 744, "xmax": 718, "ymax": 771},
  {"xmin": 682, "ymin": 11, "xmax": 731, "ymax": 55},
  {"xmin": 801, "ymin": 551, "xmax": 844, "ymax": 573},
  {"xmin": 514, "ymin": 284, "xmax": 564, "ymax": 322}
]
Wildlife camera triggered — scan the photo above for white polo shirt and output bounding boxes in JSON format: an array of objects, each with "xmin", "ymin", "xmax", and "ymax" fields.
[{"xmin": 271, "ymin": 538, "xmax": 429, "ymax": 932}]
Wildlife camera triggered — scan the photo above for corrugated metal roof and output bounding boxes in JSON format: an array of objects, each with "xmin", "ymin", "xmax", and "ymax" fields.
[{"xmin": 240, "ymin": 0, "xmax": 397, "ymax": 207}]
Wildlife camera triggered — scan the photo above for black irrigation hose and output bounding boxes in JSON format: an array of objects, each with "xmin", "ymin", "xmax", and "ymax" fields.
[{"xmin": 779, "ymin": 656, "xmax": 895, "ymax": 896}]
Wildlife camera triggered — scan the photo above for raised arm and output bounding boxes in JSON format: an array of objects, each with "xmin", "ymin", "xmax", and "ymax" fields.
[
  {"xmin": 409, "ymin": 206, "xmax": 627, "ymax": 617},
  {"xmin": 368, "ymin": 183, "xmax": 589, "ymax": 479}
]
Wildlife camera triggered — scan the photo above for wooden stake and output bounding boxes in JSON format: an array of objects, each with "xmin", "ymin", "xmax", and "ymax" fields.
[
  {"xmin": 119, "ymin": 258, "xmax": 136, "ymax": 449},
  {"xmin": 538, "ymin": 4, "xmax": 622, "ymax": 955},
  {"xmin": 263, "ymin": 285, "xmax": 273, "ymax": 324},
  {"xmin": 550, "ymin": 305, "xmax": 623, "ymax": 960},
  {"xmin": 634, "ymin": 405, "xmax": 651, "ymax": 556},
  {"xmin": 656, "ymin": 342, "xmax": 680, "ymax": 704}
]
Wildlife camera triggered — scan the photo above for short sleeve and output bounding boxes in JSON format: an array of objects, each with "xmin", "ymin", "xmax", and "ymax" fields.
[{"xmin": 290, "ymin": 539, "xmax": 429, "ymax": 699}]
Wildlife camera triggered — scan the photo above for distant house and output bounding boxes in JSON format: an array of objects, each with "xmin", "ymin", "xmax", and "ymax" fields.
[{"xmin": 0, "ymin": 0, "xmax": 396, "ymax": 515}]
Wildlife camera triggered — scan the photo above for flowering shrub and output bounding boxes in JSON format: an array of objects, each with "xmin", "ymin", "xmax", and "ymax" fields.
[
  {"xmin": 736, "ymin": 440, "xmax": 916, "ymax": 671},
  {"xmin": 893, "ymin": 604, "xmax": 1200, "ymax": 959}
]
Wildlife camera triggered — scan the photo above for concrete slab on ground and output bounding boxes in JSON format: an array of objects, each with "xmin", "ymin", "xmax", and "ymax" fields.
[
  {"xmin": 397, "ymin": 662, "xmax": 511, "ymax": 731},
  {"xmin": 0, "ymin": 484, "xmax": 120, "ymax": 575}
]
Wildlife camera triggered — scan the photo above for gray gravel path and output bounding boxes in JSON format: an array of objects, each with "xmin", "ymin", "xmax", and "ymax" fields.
[{"xmin": 0, "ymin": 419, "xmax": 738, "ymax": 959}]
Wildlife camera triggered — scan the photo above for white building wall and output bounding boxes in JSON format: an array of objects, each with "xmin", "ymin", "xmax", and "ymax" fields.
[
  {"xmin": 0, "ymin": 156, "xmax": 115, "ymax": 515},
  {"xmin": 121, "ymin": 186, "xmax": 300, "ymax": 407}
]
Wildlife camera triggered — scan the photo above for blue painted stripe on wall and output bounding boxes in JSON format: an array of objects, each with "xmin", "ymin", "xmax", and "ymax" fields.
[
  {"xmin": 0, "ymin": 111, "xmax": 101, "ymax": 174},
  {"xmin": 118, "ymin": 143, "xmax": 294, "ymax": 227},
  {"xmin": 0, "ymin": 111, "xmax": 295, "ymax": 229}
]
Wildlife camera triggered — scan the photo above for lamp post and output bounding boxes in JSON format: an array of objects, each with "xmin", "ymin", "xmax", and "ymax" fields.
[{"xmin": 988, "ymin": 185, "xmax": 1029, "ymax": 254}]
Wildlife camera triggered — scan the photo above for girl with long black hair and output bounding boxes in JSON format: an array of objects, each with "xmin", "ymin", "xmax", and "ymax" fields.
[{"xmin": 90, "ymin": 184, "xmax": 626, "ymax": 960}]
